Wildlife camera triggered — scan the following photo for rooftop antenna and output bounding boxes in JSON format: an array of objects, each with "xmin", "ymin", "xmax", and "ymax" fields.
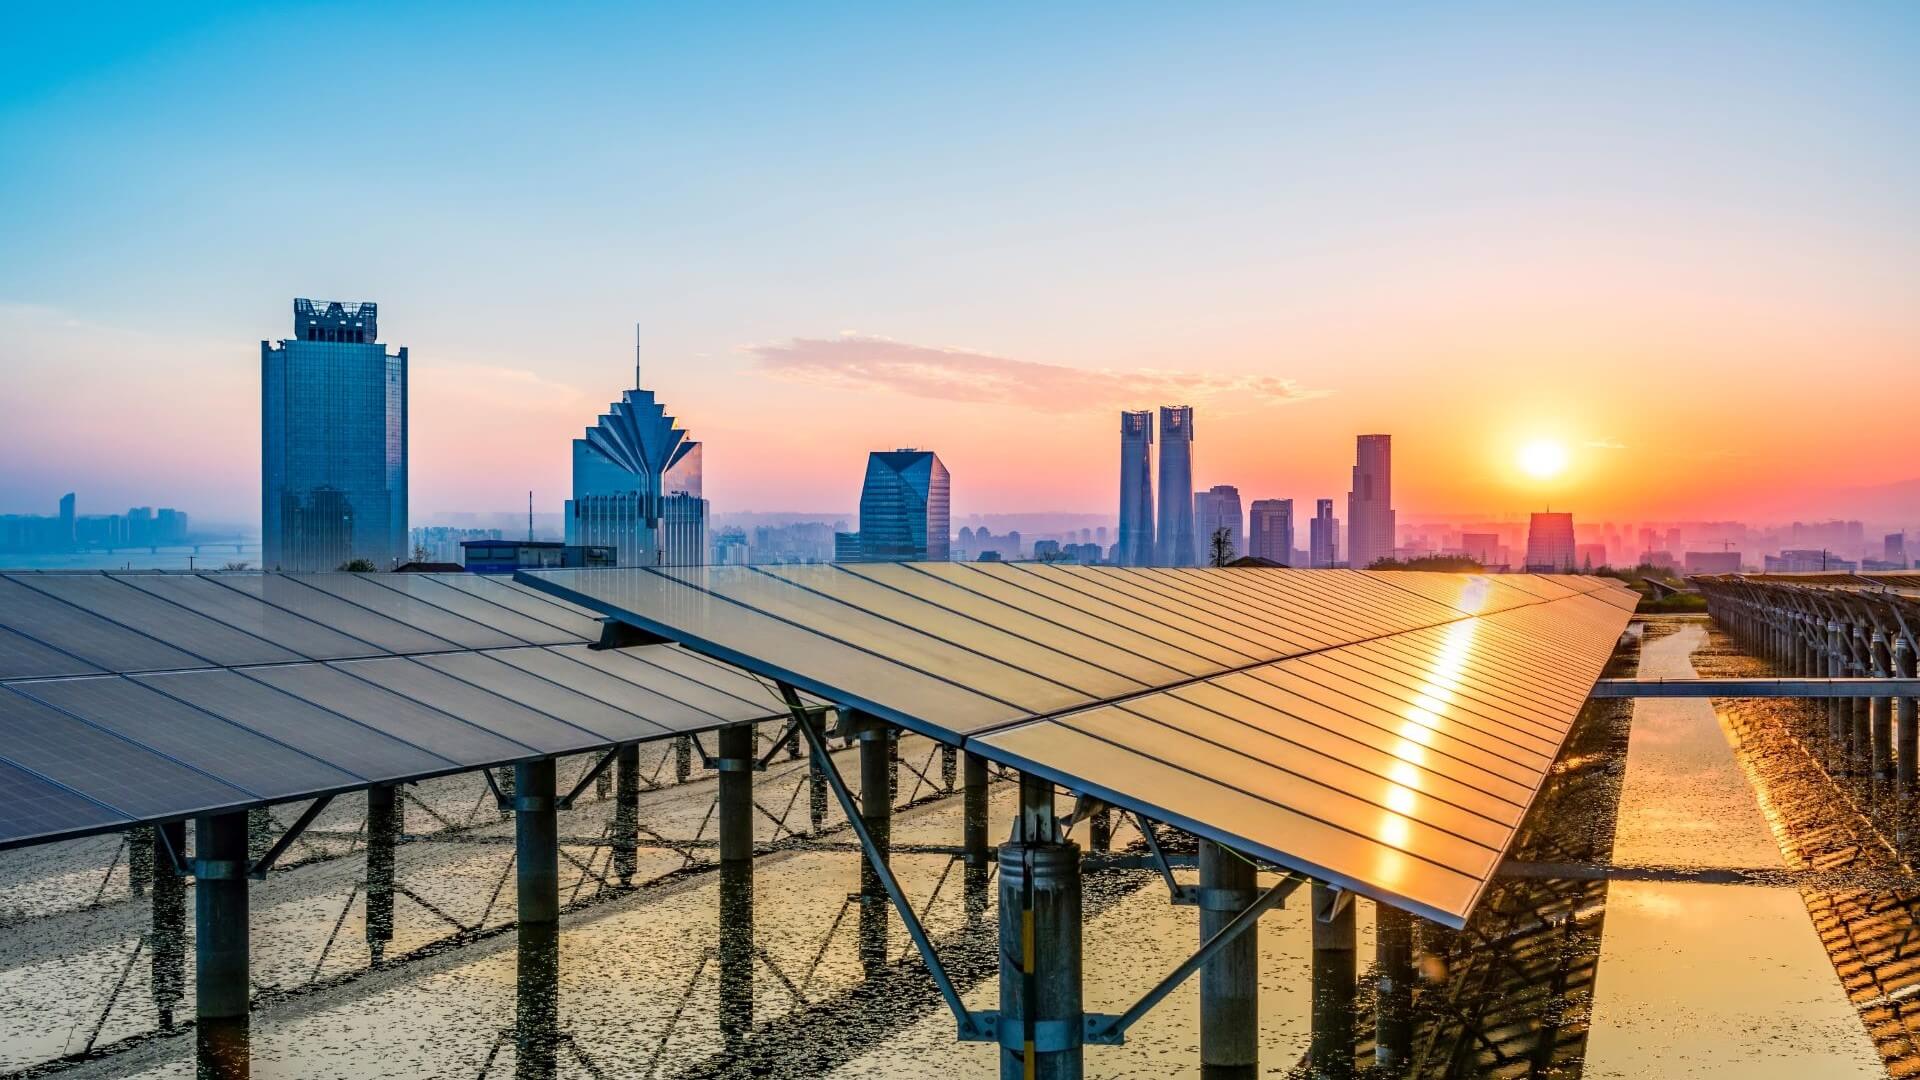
[{"xmin": 634, "ymin": 323, "xmax": 643, "ymax": 390}]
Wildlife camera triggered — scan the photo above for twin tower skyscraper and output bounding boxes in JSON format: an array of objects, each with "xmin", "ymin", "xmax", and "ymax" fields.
[{"xmin": 1117, "ymin": 406, "xmax": 1197, "ymax": 566}]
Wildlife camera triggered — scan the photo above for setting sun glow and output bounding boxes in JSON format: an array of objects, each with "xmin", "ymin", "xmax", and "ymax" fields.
[{"xmin": 1518, "ymin": 440, "xmax": 1570, "ymax": 479}]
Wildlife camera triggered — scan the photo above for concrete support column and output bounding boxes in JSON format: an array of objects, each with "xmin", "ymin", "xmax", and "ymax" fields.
[
  {"xmin": 1375, "ymin": 905, "xmax": 1416, "ymax": 1075},
  {"xmin": 998, "ymin": 773, "xmax": 1082, "ymax": 1080},
  {"xmin": 1873, "ymin": 631, "xmax": 1895, "ymax": 782},
  {"xmin": 1197, "ymin": 840, "xmax": 1257, "ymax": 1079},
  {"xmin": 1309, "ymin": 883, "xmax": 1357, "ymax": 1080},
  {"xmin": 151, "ymin": 821, "xmax": 186, "ymax": 1030},
  {"xmin": 613, "ymin": 744, "xmax": 639, "ymax": 886},
  {"xmin": 365, "ymin": 785, "xmax": 399, "ymax": 962},
  {"xmin": 195, "ymin": 812, "xmax": 251, "ymax": 1078},
  {"xmin": 1897, "ymin": 639, "xmax": 1918, "ymax": 793}
]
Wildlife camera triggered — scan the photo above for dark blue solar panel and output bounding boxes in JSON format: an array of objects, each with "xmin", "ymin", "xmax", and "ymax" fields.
[
  {"xmin": 0, "ymin": 758, "xmax": 131, "ymax": 851},
  {"xmin": 331, "ymin": 657, "xmax": 603, "ymax": 755},
  {"xmin": 0, "ymin": 625, "xmax": 97, "ymax": 680},
  {"xmin": 242, "ymin": 663, "xmax": 532, "ymax": 768},
  {"xmin": 16, "ymin": 677, "xmax": 362, "ymax": 800},
  {"xmin": 0, "ymin": 688, "xmax": 252, "ymax": 819},
  {"xmin": 15, "ymin": 575, "xmax": 302, "ymax": 666},
  {"xmin": 210, "ymin": 575, "xmax": 452, "ymax": 654},
  {"xmin": 120, "ymin": 574, "xmax": 379, "ymax": 660},
  {"xmin": 0, "ymin": 577, "xmax": 204, "ymax": 674}
]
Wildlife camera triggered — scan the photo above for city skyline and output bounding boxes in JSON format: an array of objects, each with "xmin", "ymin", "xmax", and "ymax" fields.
[{"xmin": 4, "ymin": 6, "xmax": 1917, "ymax": 526}]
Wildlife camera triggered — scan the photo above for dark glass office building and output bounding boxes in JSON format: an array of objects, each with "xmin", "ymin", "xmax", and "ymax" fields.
[
  {"xmin": 853, "ymin": 450, "xmax": 950, "ymax": 562},
  {"xmin": 262, "ymin": 299, "xmax": 408, "ymax": 571}
]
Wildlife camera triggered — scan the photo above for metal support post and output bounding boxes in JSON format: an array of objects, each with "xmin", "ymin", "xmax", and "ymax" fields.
[
  {"xmin": 614, "ymin": 744, "xmax": 639, "ymax": 885},
  {"xmin": 1197, "ymin": 840, "xmax": 1257, "ymax": 1079},
  {"xmin": 1829, "ymin": 621, "xmax": 1848, "ymax": 763},
  {"xmin": 516, "ymin": 760, "xmax": 559, "ymax": 927},
  {"xmin": 858, "ymin": 721, "xmax": 894, "ymax": 974},
  {"xmin": 151, "ymin": 821, "xmax": 186, "ymax": 1030},
  {"xmin": 715, "ymin": 723, "xmax": 757, "ymax": 1043},
  {"xmin": 129, "ymin": 824, "xmax": 154, "ymax": 898},
  {"xmin": 365, "ymin": 785, "xmax": 399, "ymax": 962},
  {"xmin": 1898, "ymin": 638, "xmax": 1918, "ymax": 793},
  {"xmin": 1873, "ymin": 631, "xmax": 1894, "ymax": 782},
  {"xmin": 808, "ymin": 718, "xmax": 830, "ymax": 834},
  {"xmin": 1309, "ymin": 883, "xmax": 1357, "ymax": 1080},
  {"xmin": 964, "ymin": 751, "xmax": 991, "ymax": 867},
  {"xmin": 195, "ymin": 812, "xmax": 251, "ymax": 1077},
  {"xmin": 942, "ymin": 744, "xmax": 958, "ymax": 792},
  {"xmin": 675, "ymin": 735, "xmax": 693, "ymax": 784},
  {"xmin": 999, "ymin": 773, "xmax": 1083, "ymax": 1080},
  {"xmin": 1375, "ymin": 905, "xmax": 1415, "ymax": 1075},
  {"xmin": 1854, "ymin": 625, "xmax": 1873, "ymax": 776},
  {"xmin": 516, "ymin": 919, "xmax": 560, "ymax": 1080},
  {"xmin": 717, "ymin": 724, "xmax": 755, "ymax": 865}
]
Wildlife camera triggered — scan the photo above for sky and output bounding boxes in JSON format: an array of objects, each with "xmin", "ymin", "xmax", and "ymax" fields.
[{"xmin": 2, "ymin": 2, "xmax": 1915, "ymax": 528}]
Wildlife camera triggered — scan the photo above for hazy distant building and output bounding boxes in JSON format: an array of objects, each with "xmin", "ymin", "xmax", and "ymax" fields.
[
  {"xmin": 834, "ymin": 531, "xmax": 862, "ymax": 563},
  {"xmin": 855, "ymin": 450, "xmax": 950, "ymax": 562},
  {"xmin": 1525, "ymin": 512, "xmax": 1577, "ymax": 572},
  {"xmin": 1248, "ymin": 499, "xmax": 1294, "ymax": 564},
  {"xmin": 566, "ymin": 351, "xmax": 708, "ymax": 566},
  {"xmin": 57, "ymin": 493, "xmax": 74, "ymax": 545},
  {"xmin": 1460, "ymin": 532, "xmax": 1500, "ymax": 567},
  {"xmin": 1684, "ymin": 551, "xmax": 1742, "ymax": 574},
  {"xmin": 1194, "ymin": 484, "xmax": 1243, "ymax": 564},
  {"xmin": 1766, "ymin": 549, "xmax": 1856, "ymax": 573},
  {"xmin": 1575, "ymin": 542, "xmax": 1607, "ymax": 570},
  {"xmin": 1155, "ymin": 406, "xmax": 1197, "ymax": 566},
  {"xmin": 1887, "ymin": 532, "xmax": 1909, "ymax": 568},
  {"xmin": 1346, "ymin": 434, "xmax": 1395, "ymax": 570},
  {"xmin": 262, "ymin": 299, "xmax": 407, "ymax": 570},
  {"xmin": 1309, "ymin": 499, "xmax": 1340, "ymax": 568},
  {"xmin": 1117, "ymin": 410, "xmax": 1155, "ymax": 566}
]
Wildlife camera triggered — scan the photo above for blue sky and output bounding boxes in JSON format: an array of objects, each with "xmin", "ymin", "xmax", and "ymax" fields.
[{"xmin": 3, "ymin": 3, "xmax": 1916, "ymax": 523}]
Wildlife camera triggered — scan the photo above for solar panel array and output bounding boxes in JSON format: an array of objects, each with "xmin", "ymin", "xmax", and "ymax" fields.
[
  {"xmin": 0, "ymin": 572, "xmax": 800, "ymax": 852},
  {"xmin": 522, "ymin": 564, "xmax": 1635, "ymax": 926}
]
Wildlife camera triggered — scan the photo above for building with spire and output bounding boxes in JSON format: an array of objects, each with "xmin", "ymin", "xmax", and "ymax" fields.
[
  {"xmin": 1117, "ymin": 410, "xmax": 1155, "ymax": 566},
  {"xmin": 564, "ymin": 332, "xmax": 707, "ymax": 566},
  {"xmin": 1155, "ymin": 405, "xmax": 1196, "ymax": 566}
]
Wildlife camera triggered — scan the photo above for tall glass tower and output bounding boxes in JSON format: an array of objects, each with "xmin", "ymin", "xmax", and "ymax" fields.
[
  {"xmin": 565, "ymin": 369, "xmax": 707, "ymax": 567},
  {"xmin": 261, "ymin": 299, "xmax": 407, "ymax": 571},
  {"xmin": 1346, "ymin": 434, "xmax": 1395, "ymax": 570},
  {"xmin": 855, "ymin": 450, "xmax": 950, "ymax": 562},
  {"xmin": 1154, "ymin": 406, "xmax": 1196, "ymax": 566},
  {"xmin": 1117, "ymin": 410, "xmax": 1154, "ymax": 566}
]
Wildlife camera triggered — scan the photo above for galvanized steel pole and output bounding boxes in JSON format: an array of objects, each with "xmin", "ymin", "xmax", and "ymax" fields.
[{"xmin": 195, "ymin": 812, "xmax": 250, "ymax": 1077}]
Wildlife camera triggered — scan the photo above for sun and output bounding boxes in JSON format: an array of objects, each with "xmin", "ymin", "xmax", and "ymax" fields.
[{"xmin": 1517, "ymin": 439, "xmax": 1570, "ymax": 479}]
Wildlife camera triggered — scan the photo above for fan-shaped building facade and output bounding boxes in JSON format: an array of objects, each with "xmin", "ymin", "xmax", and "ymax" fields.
[{"xmin": 565, "ymin": 385, "xmax": 707, "ymax": 566}]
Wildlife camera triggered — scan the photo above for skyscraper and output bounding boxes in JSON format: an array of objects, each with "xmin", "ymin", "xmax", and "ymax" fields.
[
  {"xmin": 1346, "ymin": 434, "xmax": 1395, "ymax": 570},
  {"xmin": 1155, "ymin": 406, "xmax": 1196, "ymax": 566},
  {"xmin": 1194, "ymin": 484, "xmax": 1243, "ymax": 564},
  {"xmin": 565, "ymin": 357, "xmax": 708, "ymax": 567},
  {"xmin": 57, "ymin": 493, "xmax": 74, "ymax": 546},
  {"xmin": 262, "ymin": 299, "xmax": 407, "ymax": 571},
  {"xmin": 1885, "ymin": 532, "xmax": 1908, "ymax": 568},
  {"xmin": 1309, "ymin": 499, "xmax": 1340, "ymax": 568},
  {"xmin": 856, "ymin": 450, "xmax": 950, "ymax": 562},
  {"xmin": 1117, "ymin": 410, "xmax": 1155, "ymax": 566},
  {"xmin": 1525, "ymin": 512, "xmax": 1577, "ymax": 571},
  {"xmin": 1248, "ymin": 498, "xmax": 1294, "ymax": 564}
]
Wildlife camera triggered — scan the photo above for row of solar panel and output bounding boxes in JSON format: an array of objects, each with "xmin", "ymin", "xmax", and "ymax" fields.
[
  {"xmin": 522, "ymin": 565, "xmax": 1634, "ymax": 924},
  {"xmin": 0, "ymin": 572, "xmax": 803, "ymax": 851},
  {"xmin": 523, "ymin": 563, "xmax": 1632, "ymax": 741},
  {"xmin": 0, "ymin": 571, "xmax": 612, "ymax": 682}
]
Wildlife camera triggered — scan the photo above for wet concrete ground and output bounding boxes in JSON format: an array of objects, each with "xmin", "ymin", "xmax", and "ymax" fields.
[{"xmin": 0, "ymin": 618, "xmax": 1912, "ymax": 1078}]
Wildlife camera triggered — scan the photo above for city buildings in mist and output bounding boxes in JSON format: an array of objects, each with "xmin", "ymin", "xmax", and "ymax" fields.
[
  {"xmin": 0, "ymin": 494, "xmax": 201, "ymax": 553},
  {"xmin": 262, "ymin": 299, "xmax": 408, "ymax": 571}
]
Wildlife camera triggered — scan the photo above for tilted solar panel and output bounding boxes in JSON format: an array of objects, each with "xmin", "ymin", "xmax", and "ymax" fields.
[{"xmin": 521, "ymin": 565, "xmax": 1630, "ymax": 926}]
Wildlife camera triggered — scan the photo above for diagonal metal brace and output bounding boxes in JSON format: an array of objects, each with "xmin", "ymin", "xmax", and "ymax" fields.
[
  {"xmin": 249, "ymin": 795, "xmax": 333, "ymax": 879},
  {"xmin": 1132, "ymin": 811, "xmax": 1197, "ymax": 905},
  {"xmin": 482, "ymin": 767, "xmax": 512, "ymax": 811},
  {"xmin": 557, "ymin": 747, "xmax": 622, "ymax": 809},
  {"xmin": 776, "ymin": 682, "xmax": 995, "ymax": 1043},
  {"xmin": 1083, "ymin": 873, "xmax": 1303, "ymax": 1045}
]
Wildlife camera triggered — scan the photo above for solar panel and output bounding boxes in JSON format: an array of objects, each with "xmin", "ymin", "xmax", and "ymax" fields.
[
  {"xmin": 427, "ymin": 574, "xmax": 609, "ymax": 640},
  {"xmin": 9, "ymin": 575, "xmax": 303, "ymax": 666},
  {"xmin": 475, "ymin": 646, "xmax": 739, "ymax": 735},
  {"xmin": 15, "ymin": 676, "xmax": 361, "ymax": 799},
  {"xmin": 357, "ymin": 574, "xmax": 584, "ymax": 645},
  {"xmin": 0, "ymin": 576, "xmax": 206, "ymax": 674},
  {"xmin": 0, "ymin": 624, "xmax": 98, "ymax": 681},
  {"xmin": 288, "ymin": 574, "xmax": 525, "ymax": 649},
  {"xmin": 119, "ymin": 573, "xmax": 379, "ymax": 660},
  {"xmin": 212, "ymin": 574, "xmax": 454, "ymax": 654},
  {"xmin": 0, "ymin": 688, "xmax": 253, "ymax": 820},
  {"xmin": 0, "ymin": 758, "xmax": 132, "ymax": 851},
  {"xmin": 241, "ymin": 662, "xmax": 534, "ymax": 767},
  {"xmin": 521, "ymin": 566, "xmax": 1631, "ymax": 925}
]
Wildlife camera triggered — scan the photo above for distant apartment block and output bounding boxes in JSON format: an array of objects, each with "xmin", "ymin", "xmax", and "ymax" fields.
[
  {"xmin": 1248, "ymin": 499, "xmax": 1295, "ymax": 564},
  {"xmin": 1309, "ymin": 499, "xmax": 1340, "ymax": 568},
  {"xmin": 1683, "ymin": 550, "xmax": 1742, "ymax": 574}
]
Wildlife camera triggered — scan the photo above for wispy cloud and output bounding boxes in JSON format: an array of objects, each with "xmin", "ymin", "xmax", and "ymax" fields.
[
  {"xmin": 746, "ymin": 334, "xmax": 1330, "ymax": 413},
  {"xmin": 1585, "ymin": 437, "xmax": 1629, "ymax": 450}
]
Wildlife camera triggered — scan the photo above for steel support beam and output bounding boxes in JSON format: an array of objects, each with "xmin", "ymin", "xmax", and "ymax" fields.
[
  {"xmin": 516, "ymin": 760, "xmax": 558, "ymax": 927},
  {"xmin": 195, "ymin": 812, "xmax": 250, "ymax": 1078},
  {"xmin": 1197, "ymin": 840, "xmax": 1257, "ymax": 1079},
  {"xmin": 365, "ymin": 785, "xmax": 399, "ymax": 962},
  {"xmin": 1589, "ymin": 677, "xmax": 1920, "ymax": 697},
  {"xmin": 1898, "ymin": 639, "xmax": 1918, "ymax": 792},
  {"xmin": 716, "ymin": 723, "xmax": 756, "ymax": 1049},
  {"xmin": 1309, "ymin": 883, "xmax": 1357, "ymax": 1080}
]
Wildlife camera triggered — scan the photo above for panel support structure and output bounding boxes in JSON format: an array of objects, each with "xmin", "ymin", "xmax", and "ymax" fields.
[
  {"xmin": 1197, "ymin": 840, "xmax": 1258, "ymax": 1079},
  {"xmin": 999, "ymin": 773, "xmax": 1083, "ymax": 1080},
  {"xmin": 195, "ymin": 811, "xmax": 250, "ymax": 1077},
  {"xmin": 1310, "ymin": 882, "xmax": 1357, "ymax": 1080},
  {"xmin": 365, "ymin": 785, "xmax": 399, "ymax": 962},
  {"xmin": 1375, "ymin": 904, "xmax": 1415, "ymax": 1074}
]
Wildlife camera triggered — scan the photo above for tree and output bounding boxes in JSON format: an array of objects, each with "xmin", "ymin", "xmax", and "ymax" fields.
[
  {"xmin": 219, "ymin": 561, "xmax": 251, "ymax": 572},
  {"xmin": 339, "ymin": 558, "xmax": 378, "ymax": 572},
  {"xmin": 1208, "ymin": 527, "xmax": 1235, "ymax": 567}
]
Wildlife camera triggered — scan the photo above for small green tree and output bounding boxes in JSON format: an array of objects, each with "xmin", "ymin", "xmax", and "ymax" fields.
[
  {"xmin": 1208, "ymin": 527, "xmax": 1234, "ymax": 567},
  {"xmin": 339, "ymin": 558, "xmax": 378, "ymax": 572}
]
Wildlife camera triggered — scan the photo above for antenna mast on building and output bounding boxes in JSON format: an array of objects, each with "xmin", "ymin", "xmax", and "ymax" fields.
[{"xmin": 634, "ymin": 323, "xmax": 643, "ymax": 390}]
